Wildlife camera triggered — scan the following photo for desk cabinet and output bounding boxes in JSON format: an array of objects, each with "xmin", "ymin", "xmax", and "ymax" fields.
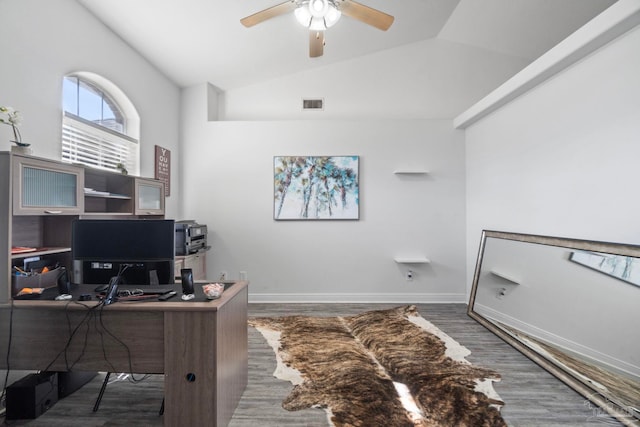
[
  {"xmin": 1, "ymin": 151, "xmax": 166, "ymax": 303},
  {"xmin": 0, "ymin": 281, "xmax": 249, "ymax": 427},
  {"xmin": 175, "ymin": 252, "xmax": 207, "ymax": 280}
]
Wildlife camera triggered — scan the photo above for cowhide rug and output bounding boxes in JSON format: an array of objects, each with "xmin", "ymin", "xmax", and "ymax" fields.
[{"xmin": 249, "ymin": 305, "xmax": 506, "ymax": 427}]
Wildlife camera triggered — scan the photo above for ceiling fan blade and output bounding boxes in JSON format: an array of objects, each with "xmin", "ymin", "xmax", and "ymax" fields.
[
  {"xmin": 309, "ymin": 31, "xmax": 324, "ymax": 58},
  {"xmin": 339, "ymin": 0, "xmax": 394, "ymax": 31},
  {"xmin": 240, "ymin": 1, "xmax": 298, "ymax": 28}
]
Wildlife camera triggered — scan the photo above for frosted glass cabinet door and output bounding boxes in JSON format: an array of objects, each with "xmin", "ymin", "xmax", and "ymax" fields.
[
  {"xmin": 12, "ymin": 155, "xmax": 84, "ymax": 215},
  {"xmin": 134, "ymin": 178, "xmax": 165, "ymax": 215}
]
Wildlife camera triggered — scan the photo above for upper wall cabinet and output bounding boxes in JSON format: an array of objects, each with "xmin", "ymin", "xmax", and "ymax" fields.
[
  {"xmin": 12, "ymin": 154, "xmax": 85, "ymax": 215},
  {"xmin": 11, "ymin": 153, "xmax": 165, "ymax": 217},
  {"xmin": 1, "ymin": 152, "xmax": 166, "ymax": 303},
  {"xmin": 84, "ymin": 168, "xmax": 165, "ymax": 216},
  {"xmin": 135, "ymin": 178, "xmax": 165, "ymax": 216}
]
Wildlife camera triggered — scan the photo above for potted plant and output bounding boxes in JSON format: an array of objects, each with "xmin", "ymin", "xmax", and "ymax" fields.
[{"xmin": 1, "ymin": 105, "xmax": 31, "ymax": 154}]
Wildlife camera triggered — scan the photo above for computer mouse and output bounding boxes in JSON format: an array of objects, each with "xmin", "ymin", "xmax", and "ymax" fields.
[{"xmin": 94, "ymin": 284, "xmax": 109, "ymax": 293}]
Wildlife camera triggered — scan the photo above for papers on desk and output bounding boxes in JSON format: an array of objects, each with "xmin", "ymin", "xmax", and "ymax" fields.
[
  {"xmin": 17, "ymin": 287, "xmax": 45, "ymax": 296},
  {"xmin": 84, "ymin": 188, "xmax": 130, "ymax": 198},
  {"xmin": 11, "ymin": 246, "xmax": 37, "ymax": 254},
  {"xmin": 14, "ymin": 287, "xmax": 45, "ymax": 299}
]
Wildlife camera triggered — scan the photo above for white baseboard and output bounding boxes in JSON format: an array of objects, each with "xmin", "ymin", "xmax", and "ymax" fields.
[
  {"xmin": 248, "ymin": 292, "xmax": 467, "ymax": 304},
  {"xmin": 475, "ymin": 304, "xmax": 640, "ymax": 379}
]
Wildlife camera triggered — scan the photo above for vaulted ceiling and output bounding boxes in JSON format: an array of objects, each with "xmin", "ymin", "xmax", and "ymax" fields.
[{"xmin": 78, "ymin": 0, "xmax": 616, "ymax": 90}]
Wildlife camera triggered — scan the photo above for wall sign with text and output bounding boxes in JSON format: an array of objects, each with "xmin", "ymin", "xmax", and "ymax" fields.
[{"xmin": 155, "ymin": 145, "xmax": 171, "ymax": 196}]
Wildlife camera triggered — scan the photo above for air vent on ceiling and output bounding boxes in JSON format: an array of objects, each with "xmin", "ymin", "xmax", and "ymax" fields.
[{"xmin": 302, "ymin": 98, "xmax": 324, "ymax": 110}]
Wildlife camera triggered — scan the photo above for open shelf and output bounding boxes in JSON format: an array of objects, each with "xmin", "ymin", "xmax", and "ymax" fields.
[
  {"xmin": 394, "ymin": 257, "xmax": 431, "ymax": 264},
  {"xmin": 11, "ymin": 247, "xmax": 71, "ymax": 260},
  {"xmin": 393, "ymin": 170, "xmax": 429, "ymax": 175},
  {"xmin": 85, "ymin": 192, "xmax": 131, "ymax": 200},
  {"xmin": 490, "ymin": 269, "xmax": 520, "ymax": 285},
  {"xmin": 81, "ymin": 211, "xmax": 133, "ymax": 216},
  {"xmin": 83, "ymin": 168, "xmax": 135, "ymax": 215}
]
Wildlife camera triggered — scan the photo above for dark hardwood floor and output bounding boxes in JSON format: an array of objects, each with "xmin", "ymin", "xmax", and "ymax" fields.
[{"xmin": 0, "ymin": 303, "xmax": 623, "ymax": 426}]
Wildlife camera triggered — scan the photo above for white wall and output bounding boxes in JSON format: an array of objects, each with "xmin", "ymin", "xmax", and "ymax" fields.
[
  {"xmin": 0, "ymin": 0, "xmax": 181, "ymax": 218},
  {"xmin": 464, "ymin": 24, "xmax": 640, "ymax": 288},
  {"xmin": 219, "ymin": 39, "xmax": 529, "ymax": 121},
  {"xmin": 182, "ymin": 14, "xmax": 531, "ymax": 303},
  {"xmin": 181, "ymin": 85, "xmax": 467, "ymax": 302}
]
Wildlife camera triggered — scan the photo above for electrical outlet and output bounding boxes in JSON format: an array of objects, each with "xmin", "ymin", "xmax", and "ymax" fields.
[
  {"xmin": 496, "ymin": 287, "xmax": 508, "ymax": 299},
  {"xmin": 406, "ymin": 270, "xmax": 413, "ymax": 281},
  {"xmin": 239, "ymin": 271, "xmax": 248, "ymax": 281},
  {"xmin": 219, "ymin": 271, "xmax": 227, "ymax": 281}
]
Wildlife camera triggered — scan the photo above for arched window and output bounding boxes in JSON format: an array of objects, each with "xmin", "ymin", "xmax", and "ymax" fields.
[{"xmin": 61, "ymin": 72, "xmax": 140, "ymax": 175}]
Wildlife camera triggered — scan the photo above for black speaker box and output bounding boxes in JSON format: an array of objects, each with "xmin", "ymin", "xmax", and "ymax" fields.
[
  {"xmin": 56, "ymin": 267, "xmax": 71, "ymax": 295},
  {"xmin": 6, "ymin": 372, "xmax": 58, "ymax": 420},
  {"xmin": 57, "ymin": 371, "xmax": 98, "ymax": 398},
  {"xmin": 181, "ymin": 268, "xmax": 194, "ymax": 294}
]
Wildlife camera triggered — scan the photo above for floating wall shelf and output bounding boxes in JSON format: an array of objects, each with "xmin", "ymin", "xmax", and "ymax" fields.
[
  {"xmin": 393, "ymin": 170, "xmax": 429, "ymax": 175},
  {"xmin": 490, "ymin": 270, "xmax": 520, "ymax": 285},
  {"xmin": 394, "ymin": 257, "xmax": 431, "ymax": 264}
]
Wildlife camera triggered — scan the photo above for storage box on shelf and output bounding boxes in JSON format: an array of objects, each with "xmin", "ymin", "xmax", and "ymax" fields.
[{"xmin": 11, "ymin": 214, "xmax": 75, "ymax": 287}]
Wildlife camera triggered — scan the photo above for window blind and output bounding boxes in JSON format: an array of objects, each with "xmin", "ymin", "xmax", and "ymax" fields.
[{"xmin": 62, "ymin": 113, "xmax": 139, "ymax": 175}]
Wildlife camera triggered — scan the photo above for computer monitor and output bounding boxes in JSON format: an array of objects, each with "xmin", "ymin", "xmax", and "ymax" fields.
[{"xmin": 72, "ymin": 219, "xmax": 175, "ymax": 285}]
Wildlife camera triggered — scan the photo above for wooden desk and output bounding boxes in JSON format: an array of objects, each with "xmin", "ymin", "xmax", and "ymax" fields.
[{"xmin": 0, "ymin": 281, "xmax": 249, "ymax": 426}]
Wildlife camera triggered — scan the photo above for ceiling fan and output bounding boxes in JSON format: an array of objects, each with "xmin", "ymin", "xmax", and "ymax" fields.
[{"xmin": 240, "ymin": 0, "xmax": 394, "ymax": 58}]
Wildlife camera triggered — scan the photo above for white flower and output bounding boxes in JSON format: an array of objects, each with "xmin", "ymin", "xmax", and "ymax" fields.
[
  {"xmin": 0, "ymin": 106, "xmax": 22, "ymax": 126},
  {"xmin": 1, "ymin": 105, "xmax": 27, "ymax": 145}
]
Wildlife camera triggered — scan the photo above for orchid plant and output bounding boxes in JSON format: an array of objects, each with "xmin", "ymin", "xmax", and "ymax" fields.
[{"xmin": 0, "ymin": 105, "xmax": 29, "ymax": 146}]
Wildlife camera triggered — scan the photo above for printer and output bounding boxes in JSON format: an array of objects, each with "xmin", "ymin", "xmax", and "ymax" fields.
[{"xmin": 175, "ymin": 220, "xmax": 208, "ymax": 255}]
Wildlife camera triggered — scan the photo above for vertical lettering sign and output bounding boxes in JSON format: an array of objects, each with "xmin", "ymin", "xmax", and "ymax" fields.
[{"xmin": 155, "ymin": 145, "xmax": 171, "ymax": 196}]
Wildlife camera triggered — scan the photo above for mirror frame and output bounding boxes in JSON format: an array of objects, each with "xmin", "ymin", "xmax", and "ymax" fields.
[{"xmin": 468, "ymin": 230, "xmax": 640, "ymax": 427}]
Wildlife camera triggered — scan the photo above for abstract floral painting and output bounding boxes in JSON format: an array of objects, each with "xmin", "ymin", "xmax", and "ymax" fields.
[
  {"xmin": 274, "ymin": 156, "xmax": 359, "ymax": 220},
  {"xmin": 570, "ymin": 251, "xmax": 640, "ymax": 288}
]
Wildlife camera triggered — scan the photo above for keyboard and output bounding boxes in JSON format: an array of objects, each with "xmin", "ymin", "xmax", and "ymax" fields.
[{"xmin": 114, "ymin": 286, "xmax": 175, "ymax": 295}]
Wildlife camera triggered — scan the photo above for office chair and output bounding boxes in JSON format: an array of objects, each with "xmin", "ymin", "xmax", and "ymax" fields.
[{"xmin": 93, "ymin": 372, "xmax": 165, "ymax": 415}]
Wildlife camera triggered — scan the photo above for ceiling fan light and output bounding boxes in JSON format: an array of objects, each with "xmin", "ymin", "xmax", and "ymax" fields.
[
  {"xmin": 295, "ymin": 0, "xmax": 339, "ymax": 30},
  {"xmin": 309, "ymin": 16, "xmax": 326, "ymax": 31},
  {"xmin": 294, "ymin": 6, "xmax": 312, "ymax": 27},
  {"xmin": 309, "ymin": 0, "xmax": 328, "ymax": 18},
  {"xmin": 324, "ymin": 5, "xmax": 341, "ymax": 28}
]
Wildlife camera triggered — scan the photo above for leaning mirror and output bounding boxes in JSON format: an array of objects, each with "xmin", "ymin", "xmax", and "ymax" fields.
[{"xmin": 468, "ymin": 230, "xmax": 639, "ymax": 426}]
